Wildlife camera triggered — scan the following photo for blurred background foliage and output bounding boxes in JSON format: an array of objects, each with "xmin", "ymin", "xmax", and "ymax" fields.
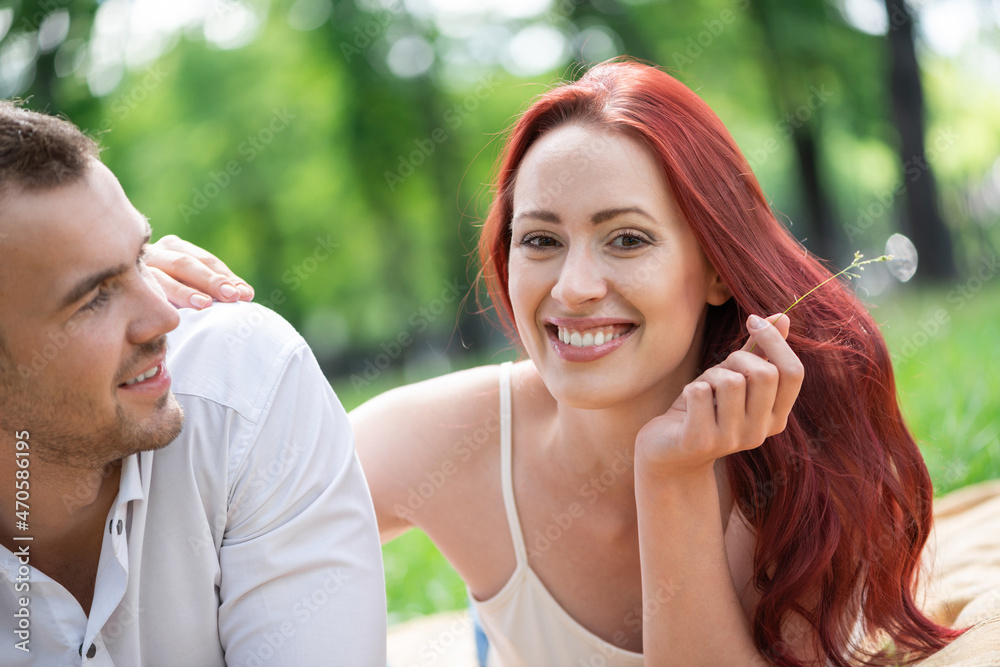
[{"xmin": 3, "ymin": 0, "xmax": 999, "ymax": 621}]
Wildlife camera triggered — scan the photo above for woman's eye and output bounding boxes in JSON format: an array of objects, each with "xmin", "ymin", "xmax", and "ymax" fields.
[
  {"xmin": 610, "ymin": 231, "xmax": 650, "ymax": 249},
  {"xmin": 519, "ymin": 233, "xmax": 560, "ymax": 248}
]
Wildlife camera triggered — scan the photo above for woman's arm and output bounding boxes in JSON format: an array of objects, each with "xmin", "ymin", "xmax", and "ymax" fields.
[
  {"xmin": 634, "ymin": 313, "xmax": 817, "ymax": 665},
  {"xmin": 145, "ymin": 234, "xmax": 254, "ymax": 308},
  {"xmin": 350, "ymin": 365, "xmax": 502, "ymax": 545},
  {"xmin": 350, "ymin": 383, "xmax": 426, "ymax": 543}
]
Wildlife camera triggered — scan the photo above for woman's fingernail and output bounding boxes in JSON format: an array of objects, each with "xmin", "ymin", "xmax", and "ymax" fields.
[
  {"xmin": 220, "ymin": 283, "xmax": 238, "ymax": 299},
  {"xmin": 748, "ymin": 314, "xmax": 767, "ymax": 329},
  {"xmin": 191, "ymin": 294, "xmax": 211, "ymax": 309}
]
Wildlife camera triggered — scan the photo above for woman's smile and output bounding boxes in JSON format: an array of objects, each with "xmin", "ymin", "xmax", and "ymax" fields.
[{"xmin": 543, "ymin": 317, "xmax": 638, "ymax": 361}]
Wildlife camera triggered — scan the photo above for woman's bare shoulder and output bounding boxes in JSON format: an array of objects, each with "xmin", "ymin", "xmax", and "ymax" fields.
[
  {"xmin": 350, "ymin": 363, "xmax": 513, "ymax": 537},
  {"xmin": 351, "ymin": 363, "xmax": 506, "ymax": 436}
]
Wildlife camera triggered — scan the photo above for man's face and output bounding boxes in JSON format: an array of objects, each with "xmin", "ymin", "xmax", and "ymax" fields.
[{"xmin": 0, "ymin": 160, "xmax": 184, "ymax": 469}]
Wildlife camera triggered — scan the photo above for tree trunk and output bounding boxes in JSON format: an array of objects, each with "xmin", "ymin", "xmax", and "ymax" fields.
[
  {"xmin": 884, "ymin": 0, "xmax": 956, "ymax": 280},
  {"xmin": 791, "ymin": 127, "xmax": 835, "ymax": 261},
  {"xmin": 749, "ymin": 0, "xmax": 837, "ymax": 262}
]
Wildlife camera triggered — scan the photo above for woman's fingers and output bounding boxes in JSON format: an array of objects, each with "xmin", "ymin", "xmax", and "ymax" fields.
[
  {"xmin": 148, "ymin": 266, "xmax": 212, "ymax": 309},
  {"xmin": 152, "ymin": 234, "xmax": 235, "ymax": 276},
  {"xmin": 146, "ymin": 236, "xmax": 254, "ymax": 305},
  {"xmin": 637, "ymin": 313, "xmax": 804, "ymax": 476},
  {"xmin": 682, "ymin": 380, "xmax": 716, "ymax": 442},
  {"xmin": 697, "ymin": 367, "xmax": 747, "ymax": 451},
  {"xmin": 717, "ymin": 351, "xmax": 779, "ymax": 445},
  {"xmin": 739, "ymin": 314, "xmax": 804, "ymax": 434}
]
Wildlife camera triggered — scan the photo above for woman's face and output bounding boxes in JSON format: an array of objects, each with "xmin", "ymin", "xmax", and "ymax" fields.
[{"xmin": 508, "ymin": 124, "xmax": 729, "ymax": 410}]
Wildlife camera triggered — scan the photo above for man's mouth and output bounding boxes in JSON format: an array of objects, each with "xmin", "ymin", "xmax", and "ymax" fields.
[{"xmin": 121, "ymin": 363, "xmax": 162, "ymax": 387}]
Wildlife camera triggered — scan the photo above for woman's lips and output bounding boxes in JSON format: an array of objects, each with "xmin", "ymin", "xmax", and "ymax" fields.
[
  {"xmin": 545, "ymin": 322, "xmax": 637, "ymax": 362},
  {"xmin": 554, "ymin": 322, "xmax": 634, "ymax": 347}
]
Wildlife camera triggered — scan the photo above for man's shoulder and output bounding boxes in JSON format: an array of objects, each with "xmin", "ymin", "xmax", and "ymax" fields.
[
  {"xmin": 166, "ymin": 303, "xmax": 309, "ymax": 419},
  {"xmin": 170, "ymin": 301, "xmax": 303, "ymax": 353}
]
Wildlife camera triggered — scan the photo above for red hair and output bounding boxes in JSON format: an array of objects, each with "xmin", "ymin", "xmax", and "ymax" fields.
[{"xmin": 476, "ymin": 60, "xmax": 960, "ymax": 665}]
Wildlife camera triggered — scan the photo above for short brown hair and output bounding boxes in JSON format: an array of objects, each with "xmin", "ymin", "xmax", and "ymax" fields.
[
  {"xmin": 0, "ymin": 101, "xmax": 99, "ymax": 362},
  {"xmin": 0, "ymin": 100, "xmax": 99, "ymax": 198}
]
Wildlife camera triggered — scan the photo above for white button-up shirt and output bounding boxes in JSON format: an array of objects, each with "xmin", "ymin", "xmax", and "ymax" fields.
[{"xmin": 1, "ymin": 303, "xmax": 387, "ymax": 666}]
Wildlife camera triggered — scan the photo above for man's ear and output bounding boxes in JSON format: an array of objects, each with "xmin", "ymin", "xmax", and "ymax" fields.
[{"xmin": 707, "ymin": 269, "xmax": 731, "ymax": 306}]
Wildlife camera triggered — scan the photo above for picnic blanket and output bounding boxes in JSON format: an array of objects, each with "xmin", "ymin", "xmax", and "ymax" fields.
[{"xmin": 915, "ymin": 479, "xmax": 1000, "ymax": 665}]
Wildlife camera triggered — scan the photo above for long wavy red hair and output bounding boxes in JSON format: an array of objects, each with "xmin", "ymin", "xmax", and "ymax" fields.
[{"xmin": 476, "ymin": 59, "xmax": 960, "ymax": 665}]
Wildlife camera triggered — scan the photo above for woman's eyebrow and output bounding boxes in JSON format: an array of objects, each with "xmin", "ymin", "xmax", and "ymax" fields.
[
  {"xmin": 512, "ymin": 206, "xmax": 655, "ymax": 225},
  {"xmin": 512, "ymin": 209, "xmax": 561, "ymax": 224},
  {"xmin": 590, "ymin": 206, "xmax": 654, "ymax": 224}
]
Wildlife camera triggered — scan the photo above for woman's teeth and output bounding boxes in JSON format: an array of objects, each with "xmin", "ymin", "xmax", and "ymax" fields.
[
  {"xmin": 557, "ymin": 327, "xmax": 625, "ymax": 348},
  {"xmin": 124, "ymin": 365, "xmax": 159, "ymax": 386}
]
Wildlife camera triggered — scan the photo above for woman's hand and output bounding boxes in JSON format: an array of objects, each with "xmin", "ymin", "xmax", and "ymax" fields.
[
  {"xmin": 636, "ymin": 313, "xmax": 804, "ymax": 480},
  {"xmin": 145, "ymin": 234, "xmax": 254, "ymax": 309}
]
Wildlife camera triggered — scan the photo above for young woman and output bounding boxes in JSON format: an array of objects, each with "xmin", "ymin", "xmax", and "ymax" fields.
[{"xmin": 151, "ymin": 60, "xmax": 960, "ymax": 665}]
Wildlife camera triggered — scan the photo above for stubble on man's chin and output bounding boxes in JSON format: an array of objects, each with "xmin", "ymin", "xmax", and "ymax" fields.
[
  {"xmin": 113, "ymin": 392, "xmax": 187, "ymax": 460},
  {"xmin": 23, "ymin": 392, "xmax": 186, "ymax": 471}
]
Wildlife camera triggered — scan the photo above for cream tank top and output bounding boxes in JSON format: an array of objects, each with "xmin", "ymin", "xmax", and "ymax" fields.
[{"xmin": 469, "ymin": 362, "xmax": 645, "ymax": 667}]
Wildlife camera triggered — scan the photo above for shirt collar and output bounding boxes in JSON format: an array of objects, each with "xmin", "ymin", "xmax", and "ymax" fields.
[{"xmin": 117, "ymin": 453, "xmax": 145, "ymax": 507}]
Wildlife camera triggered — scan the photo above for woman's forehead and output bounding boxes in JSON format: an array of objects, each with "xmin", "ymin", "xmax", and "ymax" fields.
[{"xmin": 512, "ymin": 125, "xmax": 674, "ymax": 218}]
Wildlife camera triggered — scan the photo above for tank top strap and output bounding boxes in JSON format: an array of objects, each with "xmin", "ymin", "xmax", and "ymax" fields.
[{"xmin": 499, "ymin": 361, "xmax": 529, "ymax": 564}]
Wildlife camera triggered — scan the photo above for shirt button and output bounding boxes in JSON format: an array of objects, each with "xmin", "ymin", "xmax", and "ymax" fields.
[
  {"xmin": 87, "ymin": 644, "xmax": 97, "ymax": 658},
  {"xmin": 116, "ymin": 519, "xmax": 123, "ymax": 535},
  {"xmin": 108, "ymin": 519, "xmax": 114, "ymax": 534}
]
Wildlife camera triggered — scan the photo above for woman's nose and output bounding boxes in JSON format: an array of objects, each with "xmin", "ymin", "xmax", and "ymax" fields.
[{"xmin": 550, "ymin": 244, "xmax": 609, "ymax": 308}]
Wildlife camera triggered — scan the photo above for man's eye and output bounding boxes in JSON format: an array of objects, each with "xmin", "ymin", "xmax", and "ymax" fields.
[{"xmin": 82, "ymin": 287, "xmax": 112, "ymax": 311}]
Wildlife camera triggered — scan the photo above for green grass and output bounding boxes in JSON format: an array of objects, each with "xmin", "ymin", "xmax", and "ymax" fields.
[
  {"xmin": 333, "ymin": 280, "xmax": 1000, "ymax": 622},
  {"xmin": 868, "ymin": 279, "xmax": 1000, "ymax": 495}
]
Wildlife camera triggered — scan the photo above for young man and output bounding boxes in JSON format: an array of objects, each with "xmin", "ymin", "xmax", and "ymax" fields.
[{"xmin": 0, "ymin": 102, "xmax": 386, "ymax": 665}]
